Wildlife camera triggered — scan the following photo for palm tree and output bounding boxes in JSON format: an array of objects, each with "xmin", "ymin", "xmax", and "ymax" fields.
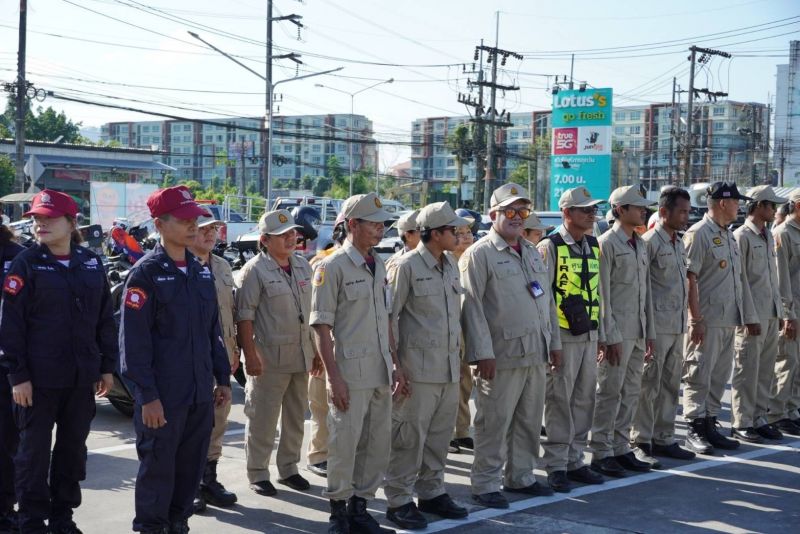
[{"xmin": 446, "ymin": 123, "xmax": 474, "ymax": 208}]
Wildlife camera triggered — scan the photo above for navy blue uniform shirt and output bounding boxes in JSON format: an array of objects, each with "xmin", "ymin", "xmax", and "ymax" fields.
[
  {"xmin": 0, "ymin": 243, "xmax": 118, "ymax": 387},
  {"xmin": 1, "ymin": 241, "xmax": 25, "ymax": 282},
  {"xmin": 119, "ymin": 244, "xmax": 231, "ymax": 408}
]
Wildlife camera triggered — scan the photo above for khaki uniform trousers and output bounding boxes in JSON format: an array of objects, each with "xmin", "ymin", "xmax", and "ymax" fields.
[
  {"xmin": 631, "ymin": 333, "xmax": 684, "ymax": 446},
  {"xmin": 471, "ymin": 363, "xmax": 547, "ymax": 495},
  {"xmin": 768, "ymin": 335, "xmax": 800, "ymax": 423},
  {"xmin": 384, "ymin": 382, "xmax": 458, "ymax": 508},
  {"xmin": 324, "ymin": 386, "xmax": 391, "ymax": 501},
  {"xmin": 732, "ymin": 318, "xmax": 780, "ymax": 429},
  {"xmin": 590, "ymin": 338, "xmax": 645, "ymax": 460},
  {"xmin": 542, "ymin": 337, "xmax": 597, "ymax": 473},
  {"xmin": 454, "ymin": 361, "xmax": 473, "ymax": 440},
  {"xmin": 207, "ymin": 397, "xmax": 232, "ymax": 461},
  {"xmin": 244, "ymin": 371, "xmax": 309, "ymax": 483},
  {"xmin": 682, "ymin": 326, "xmax": 735, "ymax": 420},
  {"xmin": 307, "ymin": 371, "xmax": 329, "ymax": 465}
]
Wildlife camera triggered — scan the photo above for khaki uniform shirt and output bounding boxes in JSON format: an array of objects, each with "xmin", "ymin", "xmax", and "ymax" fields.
[
  {"xmin": 210, "ymin": 254, "xmax": 238, "ymax": 365},
  {"xmin": 683, "ymin": 214, "xmax": 758, "ymax": 328},
  {"xmin": 598, "ymin": 222, "xmax": 656, "ymax": 345},
  {"xmin": 385, "ymin": 246, "xmax": 411, "ymax": 278},
  {"xmin": 538, "ymin": 225, "xmax": 605, "ymax": 343},
  {"xmin": 642, "ymin": 222, "xmax": 688, "ymax": 335},
  {"xmin": 773, "ymin": 219, "xmax": 800, "ymax": 320},
  {"xmin": 735, "ymin": 219, "xmax": 781, "ymax": 322},
  {"xmin": 389, "ymin": 243, "xmax": 461, "ymax": 384},
  {"xmin": 460, "ymin": 228, "xmax": 561, "ymax": 369},
  {"xmin": 310, "ymin": 239, "xmax": 392, "ymax": 389},
  {"xmin": 235, "ymin": 251, "xmax": 314, "ymax": 374}
]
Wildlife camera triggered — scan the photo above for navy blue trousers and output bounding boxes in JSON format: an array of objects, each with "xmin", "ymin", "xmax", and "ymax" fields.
[
  {"xmin": 14, "ymin": 386, "xmax": 95, "ymax": 533},
  {"xmin": 132, "ymin": 402, "xmax": 213, "ymax": 532},
  {"xmin": 0, "ymin": 371, "xmax": 18, "ymax": 514}
]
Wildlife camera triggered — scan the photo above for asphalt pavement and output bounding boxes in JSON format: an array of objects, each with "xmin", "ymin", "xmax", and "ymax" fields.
[{"xmin": 73, "ymin": 383, "xmax": 800, "ymax": 533}]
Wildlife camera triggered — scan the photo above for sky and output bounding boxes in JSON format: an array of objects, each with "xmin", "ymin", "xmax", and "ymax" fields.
[{"xmin": 0, "ymin": 0, "xmax": 797, "ymax": 170}]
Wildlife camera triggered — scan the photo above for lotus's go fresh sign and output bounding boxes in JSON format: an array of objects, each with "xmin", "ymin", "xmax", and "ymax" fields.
[{"xmin": 550, "ymin": 88, "xmax": 613, "ymax": 210}]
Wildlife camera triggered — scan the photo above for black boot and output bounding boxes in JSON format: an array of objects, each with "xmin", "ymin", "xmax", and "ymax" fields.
[
  {"xmin": 347, "ymin": 496, "xmax": 395, "ymax": 534},
  {"xmin": 685, "ymin": 418, "xmax": 714, "ymax": 455},
  {"xmin": 200, "ymin": 460, "xmax": 237, "ymax": 507},
  {"xmin": 192, "ymin": 487, "xmax": 206, "ymax": 514},
  {"xmin": 329, "ymin": 500, "xmax": 350, "ymax": 534},
  {"xmin": 705, "ymin": 416, "xmax": 740, "ymax": 450},
  {"xmin": 168, "ymin": 519, "xmax": 190, "ymax": 534},
  {"xmin": 0, "ymin": 509, "xmax": 17, "ymax": 534}
]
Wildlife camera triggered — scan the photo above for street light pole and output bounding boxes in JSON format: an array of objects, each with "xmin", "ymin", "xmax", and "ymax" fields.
[{"xmin": 315, "ymin": 79, "xmax": 393, "ymax": 196}]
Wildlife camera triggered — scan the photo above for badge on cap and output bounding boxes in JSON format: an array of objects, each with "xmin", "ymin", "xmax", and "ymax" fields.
[
  {"xmin": 719, "ymin": 260, "xmax": 728, "ymax": 269},
  {"xmin": 180, "ymin": 189, "xmax": 192, "ymax": 200},
  {"xmin": 510, "ymin": 186, "xmax": 518, "ymax": 195},
  {"xmin": 278, "ymin": 213, "xmax": 288, "ymax": 224},
  {"xmin": 40, "ymin": 192, "xmax": 52, "ymax": 204},
  {"xmin": 374, "ymin": 197, "xmax": 382, "ymax": 208},
  {"xmin": 713, "ymin": 237, "xmax": 722, "ymax": 246},
  {"xmin": 3, "ymin": 275, "xmax": 24, "ymax": 296},
  {"xmin": 312, "ymin": 265, "xmax": 325, "ymax": 287},
  {"xmin": 124, "ymin": 287, "xmax": 148, "ymax": 310}
]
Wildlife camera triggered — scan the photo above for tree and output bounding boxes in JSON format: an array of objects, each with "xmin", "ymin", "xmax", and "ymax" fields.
[
  {"xmin": 161, "ymin": 173, "xmax": 176, "ymax": 188},
  {"xmin": 507, "ymin": 133, "xmax": 551, "ymax": 201},
  {"xmin": 446, "ymin": 123, "xmax": 473, "ymax": 208},
  {"xmin": 0, "ymin": 155, "xmax": 14, "ymax": 198},
  {"xmin": 1, "ymin": 98, "xmax": 86, "ymax": 143},
  {"xmin": 313, "ymin": 176, "xmax": 331, "ymax": 197},
  {"xmin": 301, "ymin": 175, "xmax": 314, "ymax": 191}
]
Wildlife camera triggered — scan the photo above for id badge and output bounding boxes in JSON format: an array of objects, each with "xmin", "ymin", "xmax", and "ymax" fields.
[
  {"xmin": 529, "ymin": 280, "xmax": 544, "ymax": 298},
  {"xmin": 384, "ymin": 283, "xmax": 393, "ymax": 309}
]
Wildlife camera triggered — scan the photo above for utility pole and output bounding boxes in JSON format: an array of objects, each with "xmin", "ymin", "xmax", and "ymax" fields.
[
  {"xmin": 15, "ymin": 0, "xmax": 27, "ymax": 194},
  {"xmin": 669, "ymin": 77, "xmax": 677, "ymax": 184},
  {"xmin": 459, "ymin": 40, "xmax": 485, "ymax": 209},
  {"xmin": 683, "ymin": 45, "xmax": 731, "ymax": 186},
  {"xmin": 765, "ymin": 101, "xmax": 771, "ymax": 181},
  {"xmin": 780, "ymin": 138, "xmax": 786, "ymax": 187}
]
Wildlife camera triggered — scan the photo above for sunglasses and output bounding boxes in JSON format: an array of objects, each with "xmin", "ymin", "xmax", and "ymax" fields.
[
  {"xmin": 435, "ymin": 226, "xmax": 458, "ymax": 235},
  {"xmin": 571, "ymin": 206, "xmax": 598, "ymax": 215},
  {"xmin": 500, "ymin": 207, "xmax": 531, "ymax": 220}
]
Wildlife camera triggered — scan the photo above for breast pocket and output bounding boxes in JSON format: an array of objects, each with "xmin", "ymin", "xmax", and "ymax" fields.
[
  {"xmin": 493, "ymin": 263, "xmax": 523, "ymax": 293},
  {"xmin": 749, "ymin": 245, "xmax": 768, "ymax": 272},
  {"xmin": 614, "ymin": 254, "xmax": 637, "ymax": 284},
  {"xmin": 265, "ymin": 281, "xmax": 291, "ymax": 299},
  {"xmin": 344, "ymin": 282, "xmax": 370, "ymax": 301}
]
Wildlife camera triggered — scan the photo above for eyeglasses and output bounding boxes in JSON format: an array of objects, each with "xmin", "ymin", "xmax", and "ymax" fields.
[
  {"xmin": 435, "ymin": 226, "xmax": 457, "ymax": 235},
  {"xmin": 500, "ymin": 207, "xmax": 531, "ymax": 220},
  {"xmin": 571, "ymin": 206, "xmax": 598, "ymax": 215}
]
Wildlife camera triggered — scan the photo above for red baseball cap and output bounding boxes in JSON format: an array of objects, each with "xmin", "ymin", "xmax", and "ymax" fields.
[
  {"xmin": 147, "ymin": 185, "xmax": 211, "ymax": 219},
  {"xmin": 24, "ymin": 189, "xmax": 79, "ymax": 218}
]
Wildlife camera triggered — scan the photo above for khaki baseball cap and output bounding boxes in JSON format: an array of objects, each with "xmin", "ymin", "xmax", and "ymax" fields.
[
  {"xmin": 609, "ymin": 185, "xmax": 656, "ymax": 207},
  {"xmin": 394, "ymin": 209, "xmax": 420, "ymax": 232},
  {"xmin": 342, "ymin": 192, "xmax": 394, "ymax": 222},
  {"xmin": 523, "ymin": 212, "xmax": 551, "ymax": 231},
  {"xmin": 197, "ymin": 215, "xmax": 222, "ymax": 228},
  {"xmin": 558, "ymin": 186, "xmax": 604, "ymax": 209},
  {"xmin": 258, "ymin": 209, "xmax": 302, "ymax": 235},
  {"xmin": 746, "ymin": 185, "xmax": 788, "ymax": 204},
  {"xmin": 789, "ymin": 189, "xmax": 800, "ymax": 203},
  {"xmin": 417, "ymin": 202, "xmax": 470, "ymax": 230},
  {"xmin": 490, "ymin": 183, "xmax": 531, "ymax": 209}
]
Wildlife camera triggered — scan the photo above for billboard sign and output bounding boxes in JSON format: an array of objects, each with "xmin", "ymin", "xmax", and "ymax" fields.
[{"xmin": 550, "ymin": 88, "xmax": 613, "ymax": 209}]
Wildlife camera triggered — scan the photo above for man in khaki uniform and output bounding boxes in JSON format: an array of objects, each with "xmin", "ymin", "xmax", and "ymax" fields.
[
  {"xmin": 770, "ymin": 190, "xmax": 800, "ymax": 436},
  {"xmin": 384, "ymin": 202, "xmax": 470, "ymax": 530},
  {"xmin": 523, "ymin": 212, "xmax": 553, "ymax": 245},
  {"xmin": 236, "ymin": 210, "xmax": 315, "ymax": 497},
  {"xmin": 630, "ymin": 187, "xmax": 696, "ymax": 461},
  {"xmin": 189, "ymin": 216, "xmax": 239, "ymax": 512},
  {"xmin": 731, "ymin": 186, "xmax": 788, "ymax": 443},
  {"xmin": 682, "ymin": 182, "xmax": 759, "ymax": 454},
  {"xmin": 385, "ymin": 209, "xmax": 420, "ymax": 275},
  {"xmin": 311, "ymin": 192, "xmax": 398, "ymax": 534},
  {"xmin": 538, "ymin": 187, "xmax": 606, "ymax": 493},
  {"xmin": 591, "ymin": 185, "xmax": 656, "ymax": 477},
  {"xmin": 461, "ymin": 184, "xmax": 561, "ymax": 509}
]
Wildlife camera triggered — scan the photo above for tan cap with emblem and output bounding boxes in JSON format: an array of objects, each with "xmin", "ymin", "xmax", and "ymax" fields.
[
  {"xmin": 417, "ymin": 201, "xmax": 470, "ymax": 230},
  {"xmin": 258, "ymin": 209, "xmax": 302, "ymax": 235},
  {"xmin": 394, "ymin": 209, "xmax": 420, "ymax": 232},
  {"xmin": 490, "ymin": 183, "xmax": 531, "ymax": 209},
  {"xmin": 341, "ymin": 192, "xmax": 394, "ymax": 222},
  {"xmin": 608, "ymin": 185, "xmax": 656, "ymax": 207},
  {"xmin": 559, "ymin": 186, "xmax": 604, "ymax": 209},
  {"xmin": 746, "ymin": 185, "xmax": 788, "ymax": 204}
]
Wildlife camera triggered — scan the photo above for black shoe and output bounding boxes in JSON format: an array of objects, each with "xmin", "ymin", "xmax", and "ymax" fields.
[
  {"xmin": 453, "ymin": 437, "xmax": 474, "ymax": 449},
  {"xmin": 652, "ymin": 442, "xmax": 696, "ymax": 460},
  {"xmin": 547, "ymin": 471, "xmax": 571, "ymax": 493},
  {"xmin": 168, "ymin": 519, "xmax": 189, "ymax": 534},
  {"xmin": 447, "ymin": 441, "xmax": 461, "ymax": 454},
  {"xmin": 329, "ymin": 500, "xmax": 350, "ymax": 534},
  {"xmin": 417, "ymin": 494, "xmax": 468, "ymax": 519},
  {"xmin": 503, "ymin": 481, "xmax": 554, "ymax": 497},
  {"xmin": 141, "ymin": 529, "xmax": 169, "ymax": 534},
  {"xmin": 775, "ymin": 418, "xmax": 800, "ymax": 436},
  {"xmin": 386, "ymin": 502, "xmax": 427, "ymax": 530},
  {"xmin": 307, "ymin": 461, "xmax": 328, "ymax": 477},
  {"xmin": 200, "ymin": 460, "xmax": 237, "ymax": 507},
  {"xmin": 48, "ymin": 522, "xmax": 83, "ymax": 534},
  {"xmin": 705, "ymin": 417, "xmax": 740, "ymax": 450},
  {"xmin": 731, "ymin": 427, "xmax": 764, "ymax": 444},
  {"xmin": 755, "ymin": 424, "xmax": 783, "ymax": 441},
  {"xmin": 347, "ymin": 496, "xmax": 395, "ymax": 534},
  {"xmin": 566, "ymin": 465, "xmax": 604, "ymax": 485},
  {"xmin": 0, "ymin": 510, "xmax": 17, "ymax": 534},
  {"xmin": 192, "ymin": 487, "xmax": 206, "ymax": 514},
  {"xmin": 632, "ymin": 444, "xmax": 663, "ymax": 469},
  {"xmin": 249, "ymin": 480, "xmax": 277, "ymax": 496},
  {"xmin": 590, "ymin": 457, "xmax": 626, "ymax": 478},
  {"xmin": 685, "ymin": 418, "xmax": 714, "ymax": 455},
  {"xmin": 278, "ymin": 474, "xmax": 311, "ymax": 491},
  {"xmin": 615, "ymin": 451, "xmax": 652, "ymax": 472},
  {"xmin": 471, "ymin": 492, "xmax": 508, "ymax": 509}
]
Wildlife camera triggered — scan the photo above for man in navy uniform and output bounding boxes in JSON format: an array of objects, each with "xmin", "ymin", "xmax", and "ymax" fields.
[{"xmin": 120, "ymin": 186, "xmax": 232, "ymax": 534}]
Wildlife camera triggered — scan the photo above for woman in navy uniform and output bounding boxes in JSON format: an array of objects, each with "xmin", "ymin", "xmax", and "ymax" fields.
[
  {"xmin": 0, "ymin": 219, "xmax": 25, "ymax": 534},
  {"xmin": 0, "ymin": 190, "xmax": 117, "ymax": 534},
  {"xmin": 119, "ymin": 186, "xmax": 231, "ymax": 534}
]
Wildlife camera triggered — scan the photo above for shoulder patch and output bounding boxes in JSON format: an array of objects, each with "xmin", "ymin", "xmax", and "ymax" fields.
[
  {"xmin": 312, "ymin": 265, "xmax": 326, "ymax": 287},
  {"xmin": 3, "ymin": 274, "xmax": 24, "ymax": 296},
  {"xmin": 124, "ymin": 287, "xmax": 148, "ymax": 310}
]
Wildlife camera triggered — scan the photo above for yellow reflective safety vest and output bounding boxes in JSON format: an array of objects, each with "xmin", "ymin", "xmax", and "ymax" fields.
[{"xmin": 549, "ymin": 233, "xmax": 600, "ymax": 331}]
